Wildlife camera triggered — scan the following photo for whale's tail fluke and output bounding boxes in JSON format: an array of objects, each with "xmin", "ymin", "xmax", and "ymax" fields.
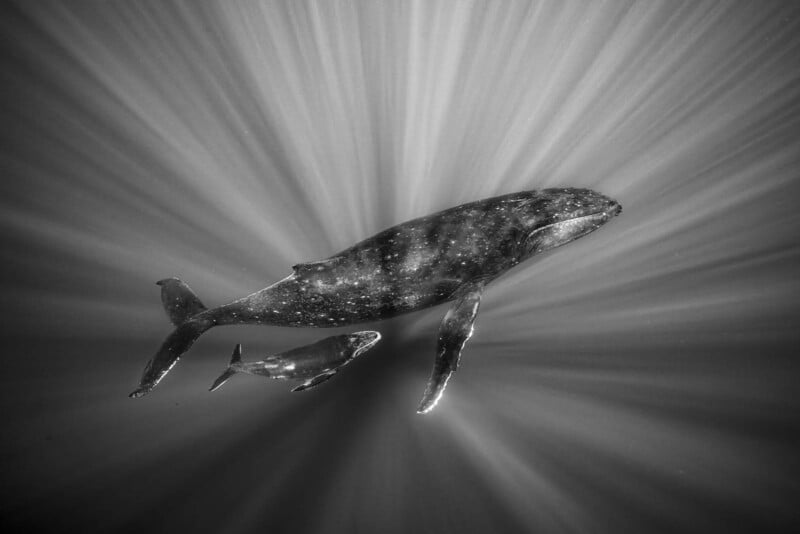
[
  {"xmin": 209, "ymin": 344, "xmax": 243, "ymax": 392},
  {"xmin": 157, "ymin": 277, "xmax": 207, "ymax": 326},
  {"xmin": 129, "ymin": 278, "xmax": 212, "ymax": 398}
]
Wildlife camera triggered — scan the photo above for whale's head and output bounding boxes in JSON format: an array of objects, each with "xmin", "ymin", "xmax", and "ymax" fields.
[
  {"xmin": 515, "ymin": 188, "xmax": 621, "ymax": 259},
  {"xmin": 345, "ymin": 331, "xmax": 382, "ymax": 359}
]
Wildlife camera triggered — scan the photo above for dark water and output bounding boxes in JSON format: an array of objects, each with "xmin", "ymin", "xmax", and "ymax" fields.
[{"xmin": 2, "ymin": 1, "xmax": 799, "ymax": 532}]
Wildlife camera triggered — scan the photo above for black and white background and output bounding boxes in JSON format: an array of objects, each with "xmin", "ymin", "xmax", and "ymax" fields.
[{"xmin": 1, "ymin": 1, "xmax": 799, "ymax": 532}]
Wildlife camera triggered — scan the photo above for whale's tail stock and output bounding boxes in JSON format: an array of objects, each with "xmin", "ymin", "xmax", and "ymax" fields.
[
  {"xmin": 129, "ymin": 278, "xmax": 212, "ymax": 398},
  {"xmin": 209, "ymin": 344, "xmax": 244, "ymax": 392}
]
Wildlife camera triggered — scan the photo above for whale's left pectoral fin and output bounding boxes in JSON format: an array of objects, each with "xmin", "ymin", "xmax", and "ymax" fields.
[
  {"xmin": 417, "ymin": 284, "xmax": 484, "ymax": 414},
  {"xmin": 291, "ymin": 370, "xmax": 337, "ymax": 392}
]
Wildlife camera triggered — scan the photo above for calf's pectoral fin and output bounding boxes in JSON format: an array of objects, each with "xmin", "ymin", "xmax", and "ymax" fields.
[
  {"xmin": 417, "ymin": 283, "xmax": 484, "ymax": 414},
  {"xmin": 291, "ymin": 370, "xmax": 337, "ymax": 392}
]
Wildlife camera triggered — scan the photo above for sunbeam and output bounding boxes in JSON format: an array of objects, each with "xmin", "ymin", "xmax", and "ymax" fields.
[{"xmin": 1, "ymin": 1, "xmax": 799, "ymax": 533}]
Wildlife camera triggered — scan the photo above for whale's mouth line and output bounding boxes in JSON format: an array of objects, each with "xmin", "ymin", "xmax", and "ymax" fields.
[
  {"xmin": 526, "ymin": 208, "xmax": 616, "ymax": 240},
  {"xmin": 351, "ymin": 331, "xmax": 382, "ymax": 357}
]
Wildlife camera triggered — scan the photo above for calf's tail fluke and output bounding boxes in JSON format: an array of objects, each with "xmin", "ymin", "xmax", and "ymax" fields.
[
  {"xmin": 129, "ymin": 278, "xmax": 212, "ymax": 398},
  {"xmin": 209, "ymin": 344, "xmax": 243, "ymax": 392}
]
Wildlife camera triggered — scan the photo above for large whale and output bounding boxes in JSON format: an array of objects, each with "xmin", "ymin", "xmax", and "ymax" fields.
[{"xmin": 131, "ymin": 187, "xmax": 622, "ymax": 412}]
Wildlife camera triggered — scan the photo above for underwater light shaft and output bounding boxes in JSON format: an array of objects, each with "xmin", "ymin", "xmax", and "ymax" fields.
[{"xmin": 1, "ymin": 1, "xmax": 799, "ymax": 533}]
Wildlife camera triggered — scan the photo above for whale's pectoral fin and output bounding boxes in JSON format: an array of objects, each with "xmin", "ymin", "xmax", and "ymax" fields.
[
  {"xmin": 291, "ymin": 370, "xmax": 337, "ymax": 392},
  {"xmin": 417, "ymin": 283, "xmax": 484, "ymax": 414}
]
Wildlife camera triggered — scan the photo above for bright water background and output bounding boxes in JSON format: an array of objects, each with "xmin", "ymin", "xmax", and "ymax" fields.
[{"xmin": 1, "ymin": 1, "xmax": 799, "ymax": 532}]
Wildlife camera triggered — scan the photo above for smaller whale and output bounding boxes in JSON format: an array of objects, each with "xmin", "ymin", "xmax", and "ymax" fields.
[{"xmin": 209, "ymin": 331, "xmax": 382, "ymax": 393}]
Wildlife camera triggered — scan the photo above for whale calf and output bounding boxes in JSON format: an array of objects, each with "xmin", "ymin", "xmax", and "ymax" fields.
[
  {"xmin": 131, "ymin": 187, "xmax": 621, "ymax": 412},
  {"xmin": 209, "ymin": 331, "xmax": 381, "ymax": 392}
]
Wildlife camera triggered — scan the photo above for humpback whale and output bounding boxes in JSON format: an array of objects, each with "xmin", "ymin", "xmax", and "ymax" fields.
[
  {"xmin": 131, "ymin": 187, "xmax": 622, "ymax": 412},
  {"xmin": 209, "ymin": 331, "xmax": 381, "ymax": 392}
]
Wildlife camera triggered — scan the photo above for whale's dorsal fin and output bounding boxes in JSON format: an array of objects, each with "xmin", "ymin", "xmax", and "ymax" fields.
[
  {"xmin": 292, "ymin": 257, "xmax": 345, "ymax": 277},
  {"xmin": 417, "ymin": 282, "xmax": 485, "ymax": 413},
  {"xmin": 291, "ymin": 370, "xmax": 337, "ymax": 392}
]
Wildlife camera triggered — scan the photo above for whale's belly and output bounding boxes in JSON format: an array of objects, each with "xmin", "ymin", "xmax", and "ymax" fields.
[{"xmin": 263, "ymin": 267, "xmax": 464, "ymax": 327}]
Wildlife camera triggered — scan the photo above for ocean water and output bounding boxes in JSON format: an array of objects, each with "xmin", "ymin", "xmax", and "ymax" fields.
[{"xmin": 1, "ymin": 1, "xmax": 799, "ymax": 532}]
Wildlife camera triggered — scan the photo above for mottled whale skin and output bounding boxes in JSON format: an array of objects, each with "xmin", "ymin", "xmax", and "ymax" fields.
[
  {"xmin": 131, "ymin": 188, "xmax": 622, "ymax": 412},
  {"xmin": 209, "ymin": 331, "xmax": 381, "ymax": 393}
]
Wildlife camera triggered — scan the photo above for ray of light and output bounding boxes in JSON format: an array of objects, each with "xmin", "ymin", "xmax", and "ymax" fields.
[{"xmin": 1, "ymin": 1, "xmax": 799, "ymax": 533}]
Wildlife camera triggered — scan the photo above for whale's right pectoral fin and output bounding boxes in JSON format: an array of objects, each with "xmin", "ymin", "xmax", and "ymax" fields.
[
  {"xmin": 417, "ymin": 283, "xmax": 484, "ymax": 414},
  {"xmin": 291, "ymin": 370, "xmax": 337, "ymax": 392}
]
